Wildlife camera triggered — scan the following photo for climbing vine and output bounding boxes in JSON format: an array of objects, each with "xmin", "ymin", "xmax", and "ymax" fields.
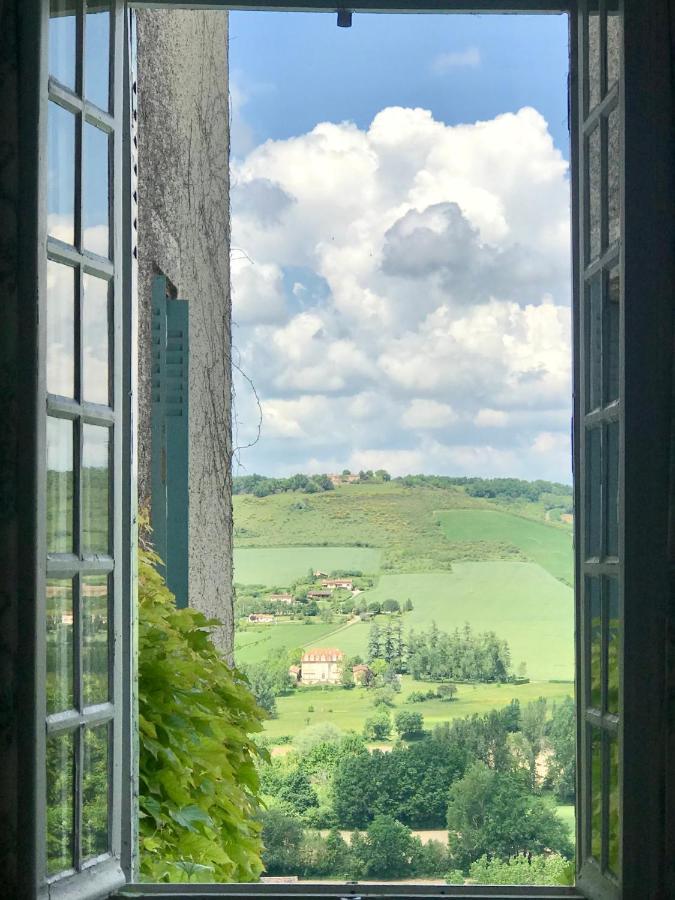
[{"xmin": 138, "ymin": 522, "xmax": 268, "ymax": 882}]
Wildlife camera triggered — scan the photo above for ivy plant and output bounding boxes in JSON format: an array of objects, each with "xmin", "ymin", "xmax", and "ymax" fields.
[{"xmin": 138, "ymin": 527, "xmax": 267, "ymax": 882}]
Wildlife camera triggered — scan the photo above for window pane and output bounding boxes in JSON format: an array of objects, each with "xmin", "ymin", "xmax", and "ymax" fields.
[
  {"xmin": 605, "ymin": 266, "xmax": 620, "ymax": 404},
  {"xmin": 47, "ymin": 417, "xmax": 74, "ymax": 554},
  {"xmin": 607, "ymin": 106, "xmax": 620, "ymax": 248},
  {"xmin": 49, "ymin": 0, "xmax": 76, "ymax": 91},
  {"xmin": 48, "ymin": 102, "xmax": 76, "ymax": 246},
  {"xmin": 47, "ymin": 260, "xmax": 76, "ymax": 398},
  {"xmin": 82, "ymin": 274, "xmax": 110, "ymax": 405},
  {"xmin": 46, "ymin": 731, "xmax": 75, "ymax": 875},
  {"xmin": 586, "ymin": 426, "xmax": 601, "ymax": 558},
  {"xmin": 607, "ymin": 576, "xmax": 620, "ymax": 715},
  {"xmin": 83, "ymin": 124, "xmax": 110, "ymax": 257},
  {"xmin": 586, "ymin": 274, "xmax": 602, "ymax": 411},
  {"xmin": 46, "ymin": 579, "xmax": 74, "ymax": 715},
  {"xmin": 82, "ymin": 723, "xmax": 110, "ymax": 860},
  {"xmin": 588, "ymin": 576, "xmax": 602, "ymax": 710},
  {"xmin": 606, "ymin": 5, "xmax": 622, "ymax": 93},
  {"xmin": 608, "ymin": 734, "xmax": 620, "ymax": 874},
  {"xmin": 590, "ymin": 728, "xmax": 602, "ymax": 862},
  {"xmin": 606, "ymin": 421, "xmax": 619, "ymax": 557},
  {"xmin": 587, "ymin": 3, "xmax": 600, "ymax": 111},
  {"xmin": 588, "ymin": 126, "xmax": 601, "ymax": 262},
  {"xmin": 82, "ymin": 424, "xmax": 110, "ymax": 555},
  {"xmin": 85, "ymin": 2, "xmax": 111, "ymax": 111},
  {"xmin": 82, "ymin": 576, "xmax": 109, "ymax": 706}
]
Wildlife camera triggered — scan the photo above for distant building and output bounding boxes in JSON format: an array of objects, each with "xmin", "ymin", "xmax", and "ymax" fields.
[
  {"xmin": 328, "ymin": 473, "xmax": 360, "ymax": 486},
  {"xmin": 288, "ymin": 665, "xmax": 301, "ymax": 682},
  {"xmin": 352, "ymin": 663, "xmax": 372, "ymax": 685},
  {"xmin": 322, "ymin": 578, "xmax": 353, "ymax": 591},
  {"xmin": 307, "ymin": 590, "xmax": 332, "ymax": 600},
  {"xmin": 313, "ymin": 570, "xmax": 328, "ymax": 578},
  {"xmin": 248, "ymin": 614, "xmax": 275, "ymax": 624},
  {"xmin": 269, "ymin": 593, "xmax": 294, "ymax": 604},
  {"xmin": 299, "ymin": 648, "xmax": 345, "ymax": 684}
]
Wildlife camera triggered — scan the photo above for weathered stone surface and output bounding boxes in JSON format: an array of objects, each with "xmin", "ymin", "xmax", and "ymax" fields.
[{"xmin": 137, "ymin": 10, "xmax": 233, "ymax": 656}]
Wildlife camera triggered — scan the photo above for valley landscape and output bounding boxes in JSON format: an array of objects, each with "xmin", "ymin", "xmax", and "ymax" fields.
[{"xmin": 232, "ymin": 473, "xmax": 576, "ymax": 884}]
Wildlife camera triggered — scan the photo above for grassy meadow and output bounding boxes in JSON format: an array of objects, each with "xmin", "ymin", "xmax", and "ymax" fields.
[{"xmin": 259, "ymin": 675, "xmax": 574, "ymax": 741}]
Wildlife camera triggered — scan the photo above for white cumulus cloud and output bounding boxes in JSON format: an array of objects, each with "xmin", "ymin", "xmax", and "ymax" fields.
[{"xmin": 231, "ymin": 105, "xmax": 572, "ymax": 482}]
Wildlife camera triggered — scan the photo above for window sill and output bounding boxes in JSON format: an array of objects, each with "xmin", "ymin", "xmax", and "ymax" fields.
[{"xmin": 116, "ymin": 882, "xmax": 584, "ymax": 900}]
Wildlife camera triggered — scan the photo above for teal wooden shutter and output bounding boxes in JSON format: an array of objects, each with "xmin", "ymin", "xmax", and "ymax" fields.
[{"xmin": 151, "ymin": 275, "xmax": 189, "ymax": 608}]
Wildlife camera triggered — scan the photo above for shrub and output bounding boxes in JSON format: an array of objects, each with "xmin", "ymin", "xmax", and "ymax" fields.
[
  {"xmin": 138, "ymin": 530, "xmax": 266, "ymax": 882},
  {"xmin": 363, "ymin": 711, "xmax": 392, "ymax": 741}
]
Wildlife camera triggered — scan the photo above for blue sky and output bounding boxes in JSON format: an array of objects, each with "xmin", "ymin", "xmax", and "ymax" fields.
[
  {"xmin": 229, "ymin": 12, "xmax": 573, "ymax": 483},
  {"xmin": 230, "ymin": 12, "xmax": 569, "ymax": 156}
]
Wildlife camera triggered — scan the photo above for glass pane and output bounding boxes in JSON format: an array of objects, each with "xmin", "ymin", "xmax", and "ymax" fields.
[
  {"xmin": 606, "ymin": 421, "xmax": 619, "ymax": 557},
  {"xmin": 85, "ymin": 2, "xmax": 111, "ymax": 111},
  {"xmin": 590, "ymin": 728, "xmax": 602, "ymax": 862},
  {"xmin": 46, "ymin": 731, "xmax": 75, "ymax": 875},
  {"xmin": 606, "ymin": 4, "xmax": 622, "ymax": 93},
  {"xmin": 586, "ymin": 274, "xmax": 602, "ymax": 411},
  {"xmin": 588, "ymin": 576, "xmax": 602, "ymax": 710},
  {"xmin": 607, "ymin": 577, "xmax": 620, "ymax": 715},
  {"xmin": 586, "ymin": 426, "xmax": 601, "ymax": 558},
  {"xmin": 47, "ymin": 417, "xmax": 74, "ymax": 554},
  {"xmin": 588, "ymin": 126, "xmax": 601, "ymax": 262},
  {"xmin": 82, "ymin": 723, "xmax": 110, "ymax": 860},
  {"xmin": 82, "ymin": 575, "xmax": 109, "ymax": 706},
  {"xmin": 587, "ymin": 3, "xmax": 601, "ymax": 111},
  {"xmin": 82, "ymin": 274, "xmax": 110, "ymax": 405},
  {"xmin": 49, "ymin": 0, "xmax": 77, "ymax": 90},
  {"xmin": 605, "ymin": 266, "xmax": 620, "ymax": 404},
  {"xmin": 82, "ymin": 424, "xmax": 109, "ymax": 555},
  {"xmin": 608, "ymin": 106, "xmax": 620, "ymax": 248},
  {"xmin": 83, "ymin": 123, "xmax": 110, "ymax": 257},
  {"xmin": 46, "ymin": 579, "xmax": 74, "ymax": 714},
  {"xmin": 47, "ymin": 260, "xmax": 76, "ymax": 398},
  {"xmin": 608, "ymin": 734, "xmax": 620, "ymax": 874},
  {"xmin": 48, "ymin": 102, "xmax": 76, "ymax": 246}
]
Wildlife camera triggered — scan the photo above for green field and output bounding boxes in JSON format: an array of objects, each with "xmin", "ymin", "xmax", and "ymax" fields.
[
  {"xmin": 235, "ymin": 561, "xmax": 573, "ymax": 680},
  {"xmin": 439, "ymin": 509, "xmax": 573, "ymax": 585},
  {"xmin": 259, "ymin": 676, "xmax": 574, "ymax": 741},
  {"xmin": 354, "ymin": 563, "xmax": 574, "ymax": 681},
  {"xmin": 234, "ymin": 546, "xmax": 382, "ymax": 586},
  {"xmin": 234, "ymin": 620, "xmax": 353, "ymax": 664},
  {"xmin": 556, "ymin": 805, "xmax": 576, "ymax": 838}
]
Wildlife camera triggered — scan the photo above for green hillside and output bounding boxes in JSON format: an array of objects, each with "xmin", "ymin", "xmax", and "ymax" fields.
[
  {"xmin": 438, "ymin": 509, "xmax": 573, "ymax": 585},
  {"xmin": 233, "ymin": 481, "xmax": 568, "ymax": 574},
  {"xmin": 233, "ymin": 478, "xmax": 575, "ymax": 734}
]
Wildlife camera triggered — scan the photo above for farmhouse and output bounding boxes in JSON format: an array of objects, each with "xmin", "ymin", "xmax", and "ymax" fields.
[
  {"xmin": 248, "ymin": 613, "xmax": 275, "ymax": 624},
  {"xmin": 307, "ymin": 590, "xmax": 332, "ymax": 600},
  {"xmin": 269, "ymin": 593, "xmax": 294, "ymax": 604},
  {"xmin": 299, "ymin": 648, "xmax": 345, "ymax": 685},
  {"xmin": 322, "ymin": 578, "xmax": 354, "ymax": 591}
]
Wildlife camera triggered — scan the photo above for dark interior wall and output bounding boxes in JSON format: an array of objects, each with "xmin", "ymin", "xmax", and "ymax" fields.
[{"xmin": 136, "ymin": 9, "xmax": 234, "ymax": 655}]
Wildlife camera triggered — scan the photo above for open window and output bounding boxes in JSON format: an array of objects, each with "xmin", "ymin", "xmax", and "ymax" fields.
[{"xmin": 16, "ymin": 0, "xmax": 673, "ymax": 898}]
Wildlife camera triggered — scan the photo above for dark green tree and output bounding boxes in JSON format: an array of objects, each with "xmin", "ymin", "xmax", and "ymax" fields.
[
  {"xmin": 447, "ymin": 763, "xmax": 573, "ymax": 872},
  {"xmin": 394, "ymin": 710, "xmax": 424, "ymax": 739},
  {"xmin": 260, "ymin": 809, "xmax": 303, "ymax": 875}
]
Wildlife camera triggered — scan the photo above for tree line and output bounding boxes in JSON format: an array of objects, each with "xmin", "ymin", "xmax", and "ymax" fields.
[{"xmin": 368, "ymin": 620, "xmax": 514, "ymax": 684}]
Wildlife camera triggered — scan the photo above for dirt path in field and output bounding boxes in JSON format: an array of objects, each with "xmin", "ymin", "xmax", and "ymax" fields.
[{"xmin": 301, "ymin": 616, "xmax": 360, "ymax": 649}]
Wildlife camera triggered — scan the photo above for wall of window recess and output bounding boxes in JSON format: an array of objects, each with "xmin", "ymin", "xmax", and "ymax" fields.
[
  {"xmin": 45, "ymin": 0, "xmax": 124, "ymax": 887},
  {"xmin": 578, "ymin": 0, "xmax": 622, "ymax": 891}
]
